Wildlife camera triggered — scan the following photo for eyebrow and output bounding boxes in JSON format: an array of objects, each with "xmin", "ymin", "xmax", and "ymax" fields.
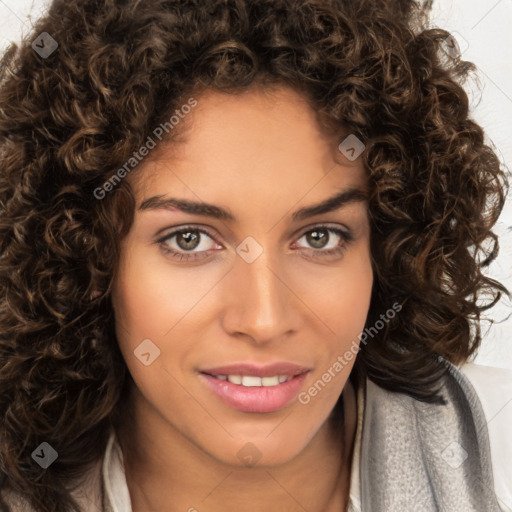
[{"xmin": 139, "ymin": 187, "xmax": 367, "ymax": 222}]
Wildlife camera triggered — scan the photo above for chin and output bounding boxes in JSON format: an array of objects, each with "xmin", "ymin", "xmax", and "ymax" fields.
[{"xmin": 204, "ymin": 430, "xmax": 314, "ymax": 468}]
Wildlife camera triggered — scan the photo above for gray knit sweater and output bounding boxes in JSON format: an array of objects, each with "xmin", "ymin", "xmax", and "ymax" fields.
[{"xmin": 359, "ymin": 362, "xmax": 506, "ymax": 511}]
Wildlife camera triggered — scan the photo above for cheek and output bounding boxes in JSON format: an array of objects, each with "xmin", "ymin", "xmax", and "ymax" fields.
[
  {"xmin": 112, "ymin": 244, "xmax": 213, "ymax": 340},
  {"xmin": 111, "ymin": 243, "xmax": 226, "ymax": 388},
  {"xmin": 303, "ymin": 247, "xmax": 373, "ymax": 340},
  {"xmin": 111, "ymin": 245, "xmax": 175, "ymax": 368}
]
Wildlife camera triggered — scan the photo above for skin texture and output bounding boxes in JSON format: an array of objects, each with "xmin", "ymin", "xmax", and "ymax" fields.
[{"xmin": 112, "ymin": 85, "xmax": 373, "ymax": 512}]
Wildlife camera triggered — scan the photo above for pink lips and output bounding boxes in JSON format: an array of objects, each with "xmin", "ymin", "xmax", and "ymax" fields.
[{"xmin": 199, "ymin": 362, "xmax": 311, "ymax": 413}]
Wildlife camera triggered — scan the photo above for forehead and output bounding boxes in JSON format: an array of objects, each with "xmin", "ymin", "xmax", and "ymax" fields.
[{"xmin": 131, "ymin": 85, "xmax": 367, "ymax": 213}]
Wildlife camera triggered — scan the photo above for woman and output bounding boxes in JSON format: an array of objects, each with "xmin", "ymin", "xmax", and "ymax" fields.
[{"xmin": 0, "ymin": 0, "xmax": 510, "ymax": 511}]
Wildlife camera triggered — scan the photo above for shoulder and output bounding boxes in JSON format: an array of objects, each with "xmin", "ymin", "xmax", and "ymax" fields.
[
  {"xmin": 359, "ymin": 362, "xmax": 510, "ymax": 511},
  {"xmin": 459, "ymin": 362, "xmax": 512, "ymax": 512}
]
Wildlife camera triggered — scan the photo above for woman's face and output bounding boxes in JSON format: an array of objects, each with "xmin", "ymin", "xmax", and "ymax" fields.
[{"xmin": 111, "ymin": 85, "xmax": 373, "ymax": 466}]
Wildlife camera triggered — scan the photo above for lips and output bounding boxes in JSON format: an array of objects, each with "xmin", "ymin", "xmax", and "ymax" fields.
[{"xmin": 198, "ymin": 362, "xmax": 312, "ymax": 413}]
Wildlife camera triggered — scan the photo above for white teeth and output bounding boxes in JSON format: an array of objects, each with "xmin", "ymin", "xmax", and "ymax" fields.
[
  {"xmin": 261, "ymin": 376, "xmax": 280, "ymax": 386},
  {"xmin": 242, "ymin": 376, "xmax": 262, "ymax": 387},
  {"xmin": 214, "ymin": 374, "xmax": 291, "ymax": 386}
]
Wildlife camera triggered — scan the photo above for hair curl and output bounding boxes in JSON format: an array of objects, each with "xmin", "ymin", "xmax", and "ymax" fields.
[{"xmin": 0, "ymin": 0, "xmax": 508, "ymax": 510}]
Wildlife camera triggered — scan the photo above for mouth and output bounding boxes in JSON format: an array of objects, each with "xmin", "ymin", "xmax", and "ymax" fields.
[
  {"xmin": 204, "ymin": 374, "xmax": 295, "ymax": 386},
  {"xmin": 198, "ymin": 362, "xmax": 311, "ymax": 413}
]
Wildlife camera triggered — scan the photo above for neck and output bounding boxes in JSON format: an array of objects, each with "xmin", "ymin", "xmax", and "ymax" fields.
[{"xmin": 117, "ymin": 379, "xmax": 358, "ymax": 512}]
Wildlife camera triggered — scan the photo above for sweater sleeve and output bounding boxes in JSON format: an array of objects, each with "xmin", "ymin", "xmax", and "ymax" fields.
[{"xmin": 460, "ymin": 362, "xmax": 512, "ymax": 512}]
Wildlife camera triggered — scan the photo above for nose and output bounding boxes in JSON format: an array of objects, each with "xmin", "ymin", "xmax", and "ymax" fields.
[{"xmin": 219, "ymin": 247, "xmax": 303, "ymax": 345}]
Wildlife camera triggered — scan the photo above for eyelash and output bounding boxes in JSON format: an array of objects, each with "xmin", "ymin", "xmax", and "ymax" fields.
[{"xmin": 156, "ymin": 224, "xmax": 354, "ymax": 262}]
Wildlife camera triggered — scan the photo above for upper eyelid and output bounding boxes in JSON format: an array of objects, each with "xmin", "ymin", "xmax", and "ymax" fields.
[
  {"xmin": 290, "ymin": 222, "xmax": 351, "ymax": 239},
  {"xmin": 157, "ymin": 225, "xmax": 220, "ymax": 244}
]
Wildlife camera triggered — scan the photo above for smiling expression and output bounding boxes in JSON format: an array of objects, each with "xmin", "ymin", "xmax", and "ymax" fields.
[{"xmin": 111, "ymin": 84, "xmax": 373, "ymax": 467}]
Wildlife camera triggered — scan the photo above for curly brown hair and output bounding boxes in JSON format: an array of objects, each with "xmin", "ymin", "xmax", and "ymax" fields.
[{"xmin": 0, "ymin": 0, "xmax": 508, "ymax": 510}]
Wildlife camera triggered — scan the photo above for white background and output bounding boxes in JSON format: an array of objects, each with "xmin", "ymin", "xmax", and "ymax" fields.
[{"xmin": 1, "ymin": 0, "xmax": 511, "ymax": 369}]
